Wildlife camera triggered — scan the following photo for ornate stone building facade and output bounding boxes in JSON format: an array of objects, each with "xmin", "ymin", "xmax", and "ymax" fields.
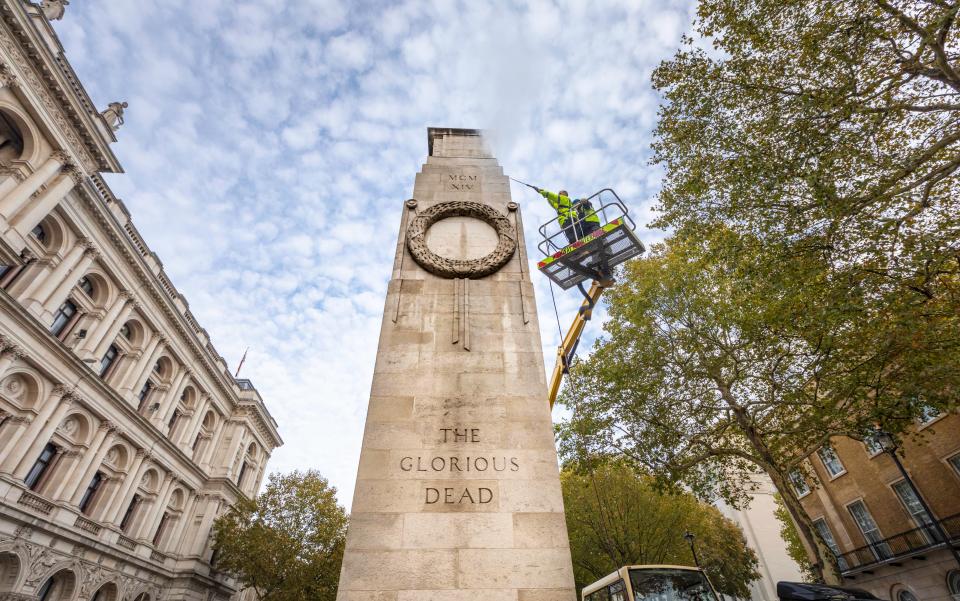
[
  {"xmin": 0, "ymin": 2, "xmax": 282, "ymax": 601},
  {"xmin": 793, "ymin": 413, "xmax": 960, "ymax": 601}
]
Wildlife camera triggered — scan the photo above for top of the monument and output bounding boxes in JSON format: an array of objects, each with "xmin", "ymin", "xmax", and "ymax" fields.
[{"xmin": 427, "ymin": 127, "xmax": 484, "ymax": 157}]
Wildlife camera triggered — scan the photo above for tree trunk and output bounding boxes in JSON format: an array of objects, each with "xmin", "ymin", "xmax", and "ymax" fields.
[
  {"xmin": 724, "ymin": 402, "xmax": 842, "ymax": 585},
  {"xmin": 765, "ymin": 466, "xmax": 842, "ymax": 585}
]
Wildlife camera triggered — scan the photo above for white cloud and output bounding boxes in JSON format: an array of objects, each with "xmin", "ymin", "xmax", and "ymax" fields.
[
  {"xmin": 56, "ymin": 0, "xmax": 695, "ymax": 508},
  {"xmin": 326, "ymin": 32, "xmax": 372, "ymax": 71}
]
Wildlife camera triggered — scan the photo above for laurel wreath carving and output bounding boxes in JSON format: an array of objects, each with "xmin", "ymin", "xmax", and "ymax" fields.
[{"xmin": 406, "ymin": 201, "xmax": 516, "ymax": 279}]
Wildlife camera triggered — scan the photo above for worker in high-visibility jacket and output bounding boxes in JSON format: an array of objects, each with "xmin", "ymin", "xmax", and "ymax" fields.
[{"xmin": 535, "ymin": 187, "xmax": 601, "ymax": 244}]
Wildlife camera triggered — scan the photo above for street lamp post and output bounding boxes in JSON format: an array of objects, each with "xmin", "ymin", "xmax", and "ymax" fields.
[
  {"xmin": 874, "ymin": 427, "xmax": 960, "ymax": 568},
  {"xmin": 684, "ymin": 531, "xmax": 702, "ymax": 569}
]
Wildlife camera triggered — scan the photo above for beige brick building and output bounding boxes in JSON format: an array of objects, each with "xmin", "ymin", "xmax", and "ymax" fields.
[
  {"xmin": 793, "ymin": 413, "xmax": 960, "ymax": 601},
  {"xmin": 0, "ymin": 2, "xmax": 282, "ymax": 601}
]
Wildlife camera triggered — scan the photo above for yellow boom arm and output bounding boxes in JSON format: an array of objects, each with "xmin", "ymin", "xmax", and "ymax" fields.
[{"xmin": 547, "ymin": 280, "xmax": 607, "ymax": 408}]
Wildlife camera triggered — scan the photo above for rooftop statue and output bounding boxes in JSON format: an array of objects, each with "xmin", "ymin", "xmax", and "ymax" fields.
[
  {"xmin": 40, "ymin": 0, "xmax": 69, "ymax": 21},
  {"xmin": 100, "ymin": 101, "xmax": 128, "ymax": 132}
]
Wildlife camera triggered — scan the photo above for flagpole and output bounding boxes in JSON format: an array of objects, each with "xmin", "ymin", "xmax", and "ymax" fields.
[{"xmin": 235, "ymin": 347, "xmax": 249, "ymax": 378}]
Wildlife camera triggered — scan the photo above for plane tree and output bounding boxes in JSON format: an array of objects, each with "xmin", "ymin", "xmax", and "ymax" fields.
[
  {"xmin": 652, "ymin": 0, "xmax": 960, "ymax": 308},
  {"xmin": 556, "ymin": 230, "xmax": 960, "ymax": 585},
  {"xmin": 562, "ymin": 461, "xmax": 759, "ymax": 598},
  {"xmin": 212, "ymin": 470, "xmax": 348, "ymax": 601}
]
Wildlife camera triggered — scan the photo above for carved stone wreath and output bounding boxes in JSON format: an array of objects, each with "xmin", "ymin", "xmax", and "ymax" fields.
[{"xmin": 406, "ymin": 201, "xmax": 516, "ymax": 279}]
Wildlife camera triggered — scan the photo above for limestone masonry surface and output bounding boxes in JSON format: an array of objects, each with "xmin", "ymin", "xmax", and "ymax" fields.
[{"xmin": 335, "ymin": 128, "xmax": 576, "ymax": 601}]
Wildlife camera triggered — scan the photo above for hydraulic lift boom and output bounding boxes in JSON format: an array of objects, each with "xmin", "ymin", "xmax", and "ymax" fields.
[
  {"xmin": 547, "ymin": 280, "xmax": 608, "ymax": 408},
  {"xmin": 528, "ymin": 187, "xmax": 645, "ymax": 409}
]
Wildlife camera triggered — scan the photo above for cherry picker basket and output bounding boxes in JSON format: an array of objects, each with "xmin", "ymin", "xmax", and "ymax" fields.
[{"xmin": 536, "ymin": 189, "xmax": 645, "ymax": 290}]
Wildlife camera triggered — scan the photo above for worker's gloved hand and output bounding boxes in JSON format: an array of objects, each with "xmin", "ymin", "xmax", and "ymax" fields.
[{"xmin": 533, "ymin": 186, "xmax": 542, "ymax": 193}]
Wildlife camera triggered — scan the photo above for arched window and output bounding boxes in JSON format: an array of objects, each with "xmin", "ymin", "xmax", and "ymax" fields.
[
  {"xmin": 119, "ymin": 493, "xmax": 142, "ymax": 533},
  {"xmin": 49, "ymin": 299, "xmax": 78, "ymax": 337},
  {"xmin": 236, "ymin": 461, "xmax": 249, "ymax": 488},
  {"xmin": 31, "ymin": 223, "xmax": 46, "ymax": 243},
  {"xmin": 78, "ymin": 471, "xmax": 104, "ymax": 514},
  {"xmin": 137, "ymin": 381, "xmax": 153, "ymax": 413},
  {"xmin": 167, "ymin": 409, "xmax": 180, "ymax": 435},
  {"xmin": 36, "ymin": 577, "xmax": 54, "ymax": 601},
  {"xmin": 24, "ymin": 443, "xmax": 58, "ymax": 491},
  {"xmin": 77, "ymin": 276, "xmax": 94, "ymax": 298},
  {"xmin": 99, "ymin": 345, "xmax": 119, "ymax": 378},
  {"xmin": 119, "ymin": 323, "xmax": 131, "ymax": 340},
  {"xmin": 0, "ymin": 551, "xmax": 20, "ymax": 594},
  {"xmin": 0, "ymin": 111, "xmax": 24, "ymax": 164},
  {"xmin": 897, "ymin": 590, "xmax": 919, "ymax": 601},
  {"xmin": 152, "ymin": 511, "xmax": 171, "ymax": 546},
  {"xmin": 34, "ymin": 569, "xmax": 75, "ymax": 601},
  {"xmin": 948, "ymin": 570, "xmax": 960, "ymax": 596}
]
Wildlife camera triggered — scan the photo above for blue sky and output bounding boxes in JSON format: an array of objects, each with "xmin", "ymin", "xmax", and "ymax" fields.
[{"xmin": 54, "ymin": 0, "xmax": 696, "ymax": 508}]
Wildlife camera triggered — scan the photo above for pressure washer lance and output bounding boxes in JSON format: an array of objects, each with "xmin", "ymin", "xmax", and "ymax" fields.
[{"xmin": 509, "ymin": 177, "xmax": 540, "ymax": 192}]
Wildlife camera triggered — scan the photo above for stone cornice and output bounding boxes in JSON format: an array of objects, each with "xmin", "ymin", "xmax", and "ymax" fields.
[
  {"xmin": 68, "ymin": 181, "xmax": 281, "ymax": 448},
  {"xmin": 0, "ymin": 2, "xmax": 280, "ymax": 448},
  {"xmin": 0, "ymin": 2, "xmax": 121, "ymax": 173}
]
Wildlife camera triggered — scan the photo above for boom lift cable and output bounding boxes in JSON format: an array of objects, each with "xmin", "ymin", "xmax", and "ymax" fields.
[{"xmin": 547, "ymin": 278, "xmax": 564, "ymax": 341}]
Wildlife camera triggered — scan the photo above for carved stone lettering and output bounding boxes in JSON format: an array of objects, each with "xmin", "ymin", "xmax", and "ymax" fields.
[
  {"xmin": 444, "ymin": 173, "xmax": 481, "ymax": 193},
  {"xmin": 424, "ymin": 487, "xmax": 493, "ymax": 504}
]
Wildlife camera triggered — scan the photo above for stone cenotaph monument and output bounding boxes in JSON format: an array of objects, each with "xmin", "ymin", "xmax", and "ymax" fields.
[{"xmin": 336, "ymin": 128, "xmax": 576, "ymax": 600}]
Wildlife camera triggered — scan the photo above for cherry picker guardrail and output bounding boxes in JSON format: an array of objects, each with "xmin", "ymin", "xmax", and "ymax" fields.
[{"xmin": 530, "ymin": 188, "xmax": 645, "ymax": 407}]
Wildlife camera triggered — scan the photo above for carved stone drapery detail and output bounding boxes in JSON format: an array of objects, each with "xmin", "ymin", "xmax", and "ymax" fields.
[
  {"xmin": 0, "ymin": 343, "xmax": 24, "ymax": 360},
  {"xmin": 40, "ymin": 0, "xmax": 70, "ymax": 21},
  {"xmin": 0, "ymin": 60, "xmax": 17, "ymax": 87},
  {"xmin": 406, "ymin": 201, "xmax": 516, "ymax": 279},
  {"xmin": 49, "ymin": 150, "xmax": 71, "ymax": 165}
]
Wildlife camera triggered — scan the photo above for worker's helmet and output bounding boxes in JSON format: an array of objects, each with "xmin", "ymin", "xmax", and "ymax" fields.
[{"xmin": 559, "ymin": 189, "xmax": 569, "ymax": 196}]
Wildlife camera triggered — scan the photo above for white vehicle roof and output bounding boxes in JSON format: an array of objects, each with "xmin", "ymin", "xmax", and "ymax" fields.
[{"xmin": 582, "ymin": 565, "xmax": 705, "ymax": 597}]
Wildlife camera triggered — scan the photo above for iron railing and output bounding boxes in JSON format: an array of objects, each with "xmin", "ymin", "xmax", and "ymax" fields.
[{"xmin": 837, "ymin": 512, "xmax": 960, "ymax": 574}]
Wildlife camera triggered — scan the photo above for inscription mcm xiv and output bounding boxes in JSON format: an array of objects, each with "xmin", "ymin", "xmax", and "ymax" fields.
[{"xmin": 399, "ymin": 428, "xmax": 520, "ymax": 506}]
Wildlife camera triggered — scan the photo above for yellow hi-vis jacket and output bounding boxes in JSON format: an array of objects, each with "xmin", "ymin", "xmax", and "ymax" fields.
[
  {"xmin": 540, "ymin": 190, "xmax": 602, "ymax": 227},
  {"xmin": 540, "ymin": 189, "xmax": 576, "ymax": 226}
]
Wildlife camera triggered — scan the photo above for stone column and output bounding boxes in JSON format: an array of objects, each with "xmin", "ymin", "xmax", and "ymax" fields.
[
  {"xmin": 179, "ymin": 395, "xmax": 207, "ymax": 449},
  {"xmin": 96, "ymin": 474, "xmax": 123, "ymax": 522},
  {"xmin": 155, "ymin": 368, "xmax": 190, "ymax": 429},
  {"xmin": 187, "ymin": 495, "xmax": 221, "ymax": 557},
  {"xmin": 47, "ymin": 449, "xmax": 84, "ymax": 500},
  {"xmin": 9, "ymin": 168, "xmax": 81, "ymax": 238},
  {"xmin": 2, "ymin": 386, "xmax": 70, "ymax": 475},
  {"xmin": 121, "ymin": 335, "xmax": 165, "ymax": 400},
  {"xmin": 81, "ymin": 292, "xmax": 134, "ymax": 360},
  {"xmin": 0, "ymin": 386, "xmax": 72, "ymax": 474},
  {"xmin": 34, "ymin": 245, "xmax": 97, "ymax": 316},
  {"xmin": 166, "ymin": 491, "xmax": 198, "ymax": 555},
  {"xmin": 18, "ymin": 239, "xmax": 87, "ymax": 305},
  {"xmin": 67, "ymin": 424, "xmax": 116, "ymax": 504},
  {"xmin": 221, "ymin": 422, "xmax": 247, "ymax": 479},
  {"xmin": 200, "ymin": 414, "xmax": 228, "ymax": 468},
  {"xmin": 45, "ymin": 449, "xmax": 81, "ymax": 496},
  {"xmin": 0, "ymin": 420, "xmax": 31, "ymax": 467},
  {"xmin": 0, "ymin": 152, "xmax": 65, "ymax": 220},
  {"xmin": 0, "ymin": 168, "xmax": 23, "ymax": 201},
  {"xmin": 138, "ymin": 473, "xmax": 175, "ymax": 541},
  {"xmin": 107, "ymin": 450, "xmax": 148, "ymax": 524}
]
